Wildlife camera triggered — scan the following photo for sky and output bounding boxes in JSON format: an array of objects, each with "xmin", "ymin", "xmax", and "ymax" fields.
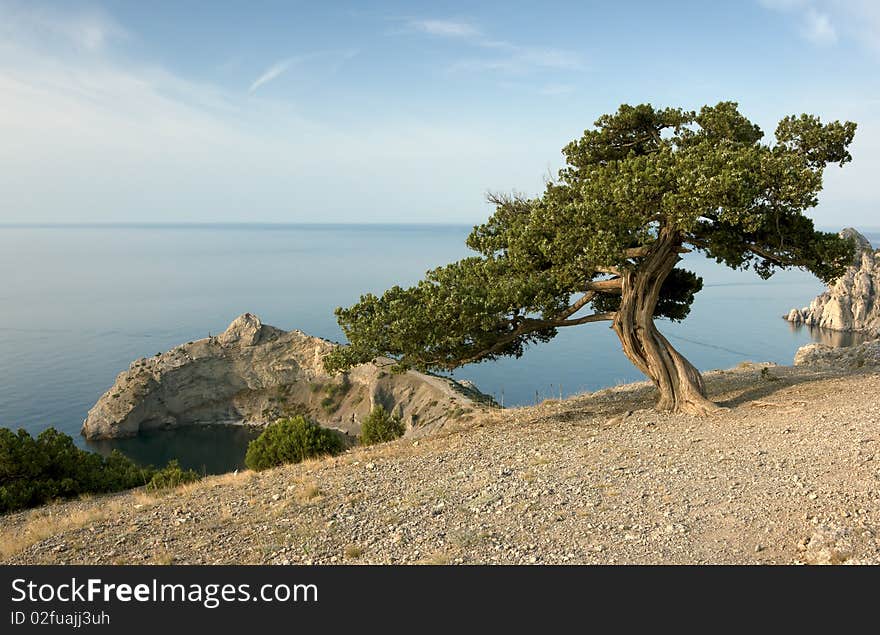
[{"xmin": 0, "ymin": 0, "xmax": 878, "ymax": 226}]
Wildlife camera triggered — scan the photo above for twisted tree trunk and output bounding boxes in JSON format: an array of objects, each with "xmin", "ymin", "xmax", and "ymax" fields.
[{"xmin": 612, "ymin": 229, "xmax": 722, "ymax": 415}]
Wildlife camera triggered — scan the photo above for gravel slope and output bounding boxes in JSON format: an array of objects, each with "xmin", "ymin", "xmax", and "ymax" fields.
[{"xmin": 2, "ymin": 363, "xmax": 878, "ymax": 565}]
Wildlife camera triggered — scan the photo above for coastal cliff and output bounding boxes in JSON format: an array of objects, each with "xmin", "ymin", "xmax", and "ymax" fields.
[
  {"xmin": 785, "ymin": 228, "xmax": 880, "ymax": 336},
  {"xmin": 81, "ymin": 314, "xmax": 493, "ymax": 440}
]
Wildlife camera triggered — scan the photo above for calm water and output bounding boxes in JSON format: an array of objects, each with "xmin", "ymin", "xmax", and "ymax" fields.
[{"xmin": 1, "ymin": 224, "xmax": 876, "ymax": 473}]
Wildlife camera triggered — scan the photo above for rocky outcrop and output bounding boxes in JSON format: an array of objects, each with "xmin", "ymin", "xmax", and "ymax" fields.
[
  {"xmin": 785, "ymin": 228, "xmax": 880, "ymax": 336},
  {"xmin": 82, "ymin": 314, "xmax": 495, "ymax": 440},
  {"xmin": 793, "ymin": 338, "xmax": 880, "ymax": 369}
]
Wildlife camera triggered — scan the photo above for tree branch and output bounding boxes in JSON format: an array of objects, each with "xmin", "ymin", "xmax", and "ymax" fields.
[
  {"xmin": 556, "ymin": 281, "xmax": 619, "ymax": 322},
  {"xmin": 548, "ymin": 311, "xmax": 616, "ymax": 327},
  {"xmin": 687, "ymin": 237, "xmax": 809, "ymax": 268},
  {"xmin": 743, "ymin": 243, "xmax": 804, "ymax": 267},
  {"xmin": 559, "ymin": 291, "xmax": 596, "ymax": 318},
  {"xmin": 596, "ymin": 266, "xmax": 622, "ymax": 276},
  {"xmin": 623, "ymin": 245, "xmax": 690, "ymax": 258},
  {"xmin": 520, "ymin": 311, "xmax": 615, "ymax": 329},
  {"xmin": 586, "ymin": 278, "xmax": 622, "ymax": 293},
  {"xmin": 449, "ymin": 311, "xmax": 616, "ymax": 367}
]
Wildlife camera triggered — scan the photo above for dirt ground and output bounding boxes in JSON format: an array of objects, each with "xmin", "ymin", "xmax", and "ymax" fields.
[{"xmin": 2, "ymin": 362, "xmax": 878, "ymax": 565}]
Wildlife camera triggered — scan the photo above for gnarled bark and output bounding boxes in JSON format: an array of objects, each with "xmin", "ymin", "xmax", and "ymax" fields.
[{"xmin": 612, "ymin": 229, "xmax": 723, "ymax": 415}]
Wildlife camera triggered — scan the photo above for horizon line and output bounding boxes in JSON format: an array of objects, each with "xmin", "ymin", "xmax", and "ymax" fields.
[
  {"xmin": 0, "ymin": 221, "xmax": 479, "ymax": 229},
  {"xmin": 1, "ymin": 221, "xmax": 877, "ymax": 232}
]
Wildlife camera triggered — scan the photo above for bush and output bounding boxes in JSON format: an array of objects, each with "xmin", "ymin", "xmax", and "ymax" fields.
[
  {"xmin": 320, "ymin": 376, "xmax": 352, "ymax": 415},
  {"xmin": 320, "ymin": 395, "xmax": 340, "ymax": 414},
  {"xmin": 359, "ymin": 406, "xmax": 405, "ymax": 446},
  {"xmin": 0, "ymin": 427, "xmax": 155, "ymax": 513},
  {"xmin": 0, "ymin": 427, "xmax": 206, "ymax": 513},
  {"xmin": 146, "ymin": 460, "xmax": 200, "ymax": 491},
  {"xmin": 245, "ymin": 416, "xmax": 343, "ymax": 471}
]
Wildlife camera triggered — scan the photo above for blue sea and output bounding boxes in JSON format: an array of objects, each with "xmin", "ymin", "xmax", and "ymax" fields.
[{"xmin": 1, "ymin": 224, "xmax": 876, "ymax": 473}]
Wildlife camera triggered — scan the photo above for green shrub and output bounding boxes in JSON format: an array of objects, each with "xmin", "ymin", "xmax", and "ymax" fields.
[
  {"xmin": 319, "ymin": 376, "xmax": 351, "ymax": 415},
  {"xmin": 146, "ymin": 460, "xmax": 200, "ymax": 491},
  {"xmin": 245, "ymin": 416, "xmax": 343, "ymax": 471},
  {"xmin": 325, "ymin": 376, "xmax": 351, "ymax": 399},
  {"xmin": 359, "ymin": 406, "xmax": 405, "ymax": 446},
  {"xmin": 0, "ymin": 427, "xmax": 207, "ymax": 513},
  {"xmin": 320, "ymin": 395, "xmax": 340, "ymax": 414},
  {"xmin": 0, "ymin": 427, "xmax": 155, "ymax": 514}
]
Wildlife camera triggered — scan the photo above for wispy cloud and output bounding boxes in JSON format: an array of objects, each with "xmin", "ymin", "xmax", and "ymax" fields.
[
  {"xmin": 838, "ymin": 0, "xmax": 880, "ymax": 55},
  {"xmin": 248, "ymin": 50, "xmax": 359, "ymax": 93},
  {"xmin": 758, "ymin": 0, "xmax": 880, "ymax": 51},
  {"xmin": 249, "ymin": 58, "xmax": 295, "ymax": 93},
  {"xmin": 410, "ymin": 19, "xmax": 481, "ymax": 38},
  {"xmin": 802, "ymin": 8, "xmax": 837, "ymax": 44},
  {"xmin": 758, "ymin": 0, "xmax": 808, "ymax": 9},
  {"xmin": 65, "ymin": 14, "xmax": 126, "ymax": 51},
  {"xmin": 404, "ymin": 17, "xmax": 584, "ymax": 75},
  {"xmin": 0, "ymin": 4, "xmax": 516, "ymax": 223},
  {"xmin": 0, "ymin": 0, "xmax": 127, "ymax": 52}
]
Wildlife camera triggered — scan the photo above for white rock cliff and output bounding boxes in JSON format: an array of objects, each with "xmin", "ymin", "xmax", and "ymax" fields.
[
  {"xmin": 785, "ymin": 228, "xmax": 880, "ymax": 336},
  {"xmin": 81, "ymin": 314, "xmax": 494, "ymax": 440}
]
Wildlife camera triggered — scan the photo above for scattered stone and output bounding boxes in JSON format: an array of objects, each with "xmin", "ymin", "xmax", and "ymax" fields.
[
  {"xmin": 794, "ymin": 339, "xmax": 880, "ymax": 369},
  {"xmin": 801, "ymin": 525, "xmax": 854, "ymax": 565},
  {"xmin": 5, "ymin": 359, "xmax": 879, "ymax": 566}
]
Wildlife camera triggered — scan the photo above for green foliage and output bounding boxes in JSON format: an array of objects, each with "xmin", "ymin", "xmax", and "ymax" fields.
[
  {"xmin": 146, "ymin": 460, "xmax": 200, "ymax": 491},
  {"xmin": 319, "ymin": 376, "xmax": 351, "ymax": 414},
  {"xmin": 325, "ymin": 101, "xmax": 857, "ymax": 375},
  {"xmin": 359, "ymin": 406, "xmax": 405, "ymax": 446},
  {"xmin": 0, "ymin": 427, "xmax": 205, "ymax": 513},
  {"xmin": 244, "ymin": 416, "xmax": 343, "ymax": 471},
  {"xmin": 319, "ymin": 396, "xmax": 338, "ymax": 414},
  {"xmin": 592, "ymin": 268, "xmax": 703, "ymax": 322},
  {"xmin": 0, "ymin": 427, "xmax": 155, "ymax": 513}
]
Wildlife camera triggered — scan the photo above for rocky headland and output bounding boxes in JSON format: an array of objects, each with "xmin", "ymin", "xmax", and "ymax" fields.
[
  {"xmin": 785, "ymin": 228, "xmax": 880, "ymax": 336},
  {"xmin": 82, "ymin": 314, "xmax": 494, "ymax": 441}
]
